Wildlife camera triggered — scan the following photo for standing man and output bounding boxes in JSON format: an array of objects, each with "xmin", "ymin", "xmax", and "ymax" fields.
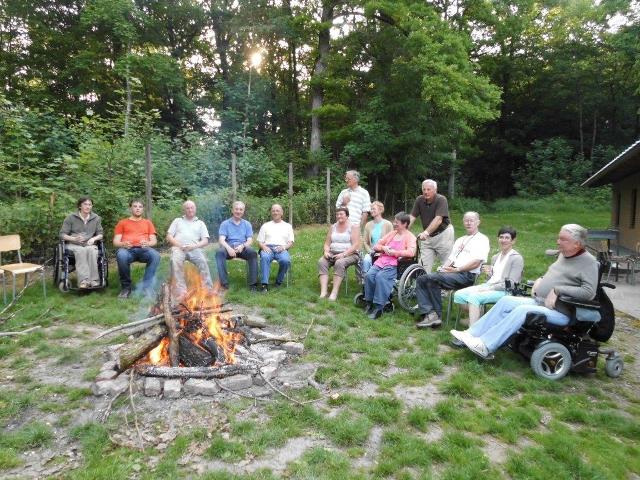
[
  {"xmin": 257, "ymin": 204, "xmax": 294, "ymax": 291},
  {"xmin": 415, "ymin": 212, "xmax": 490, "ymax": 329},
  {"xmin": 113, "ymin": 199, "xmax": 161, "ymax": 299},
  {"xmin": 409, "ymin": 179, "xmax": 455, "ymax": 272},
  {"xmin": 216, "ymin": 201, "xmax": 259, "ymax": 291},
  {"xmin": 335, "ymin": 170, "xmax": 371, "ymax": 230},
  {"xmin": 166, "ymin": 200, "xmax": 213, "ymax": 298}
]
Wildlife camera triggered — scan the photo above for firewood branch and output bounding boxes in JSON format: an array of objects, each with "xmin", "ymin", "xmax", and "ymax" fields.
[{"xmin": 0, "ymin": 325, "xmax": 42, "ymax": 337}]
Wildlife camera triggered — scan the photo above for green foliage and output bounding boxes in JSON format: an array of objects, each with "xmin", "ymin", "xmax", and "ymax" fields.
[{"xmin": 513, "ymin": 138, "xmax": 596, "ymax": 197}]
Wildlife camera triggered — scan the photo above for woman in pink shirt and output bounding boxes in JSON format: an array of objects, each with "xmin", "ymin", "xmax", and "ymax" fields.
[{"xmin": 363, "ymin": 212, "xmax": 417, "ymax": 319}]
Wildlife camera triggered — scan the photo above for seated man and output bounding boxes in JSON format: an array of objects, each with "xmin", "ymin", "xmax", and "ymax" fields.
[
  {"xmin": 113, "ymin": 199, "xmax": 161, "ymax": 299},
  {"xmin": 216, "ymin": 201, "xmax": 258, "ymax": 291},
  {"xmin": 166, "ymin": 200, "xmax": 213, "ymax": 298},
  {"xmin": 59, "ymin": 196, "xmax": 104, "ymax": 289},
  {"xmin": 451, "ymin": 224, "xmax": 598, "ymax": 359},
  {"xmin": 415, "ymin": 211, "xmax": 490, "ymax": 329},
  {"xmin": 257, "ymin": 204, "xmax": 294, "ymax": 291}
]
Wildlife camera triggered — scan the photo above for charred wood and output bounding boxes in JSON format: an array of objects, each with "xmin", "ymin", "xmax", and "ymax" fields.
[{"xmin": 178, "ymin": 336, "xmax": 213, "ymax": 367}]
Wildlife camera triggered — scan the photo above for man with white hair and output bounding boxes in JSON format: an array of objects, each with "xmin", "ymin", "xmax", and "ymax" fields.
[
  {"xmin": 257, "ymin": 204, "xmax": 294, "ymax": 291},
  {"xmin": 216, "ymin": 201, "xmax": 258, "ymax": 291},
  {"xmin": 451, "ymin": 224, "xmax": 598, "ymax": 359},
  {"xmin": 415, "ymin": 212, "xmax": 490, "ymax": 329},
  {"xmin": 335, "ymin": 170, "xmax": 371, "ymax": 229},
  {"xmin": 167, "ymin": 200, "xmax": 213, "ymax": 298},
  {"xmin": 409, "ymin": 179, "xmax": 455, "ymax": 272}
]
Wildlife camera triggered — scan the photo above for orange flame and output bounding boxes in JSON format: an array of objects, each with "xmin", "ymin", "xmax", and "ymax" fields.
[{"xmin": 139, "ymin": 266, "xmax": 243, "ymax": 367}]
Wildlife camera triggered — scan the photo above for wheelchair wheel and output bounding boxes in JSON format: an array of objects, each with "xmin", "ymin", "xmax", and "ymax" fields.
[
  {"xmin": 53, "ymin": 243, "xmax": 63, "ymax": 286},
  {"xmin": 604, "ymin": 353, "xmax": 624, "ymax": 378},
  {"xmin": 530, "ymin": 342, "xmax": 572, "ymax": 381},
  {"xmin": 58, "ymin": 280, "xmax": 70, "ymax": 293},
  {"xmin": 397, "ymin": 264, "xmax": 426, "ymax": 311},
  {"xmin": 353, "ymin": 292, "xmax": 366, "ymax": 307}
]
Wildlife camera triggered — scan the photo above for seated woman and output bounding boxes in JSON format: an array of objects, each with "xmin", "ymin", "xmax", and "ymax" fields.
[
  {"xmin": 318, "ymin": 207, "xmax": 360, "ymax": 300},
  {"xmin": 363, "ymin": 212, "xmax": 416, "ymax": 319},
  {"xmin": 451, "ymin": 224, "xmax": 598, "ymax": 359},
  {"xmin": 361, "ymin": 201, "xmax": 393, "ymax": 275},
  {"xmin": 453, "ymin": 226, "xmax": 524, "ymax": 325},
  {"xmin": 59, "ymin": 196, "xmax": 104, "ymax": 289}
]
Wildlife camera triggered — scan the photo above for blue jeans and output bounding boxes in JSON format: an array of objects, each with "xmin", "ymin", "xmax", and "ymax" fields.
[
  {"xmin": 415, "ymin": 271, "xmax": 476, "ymax": 316},
  {"xmin": 361, "ymin": 253, "xmax": 374, "ymax": 274},
  {"xmin": 215, "ymin": 247, "xmax": 258, "ymax": 288},
  {"xmin": 364, "ymin": 265, "xmax": 397, "ymax": 309},
  {"xmin": 260, "ymin": 246, "xmax": 291, "ymax": 285},
  {"xmin": 116, "ymin": 247, "xmax": 161, "ymax": 290},
  {"xmin": 468, "ymin": 296, "xmax": 570, "ymax": 353}
]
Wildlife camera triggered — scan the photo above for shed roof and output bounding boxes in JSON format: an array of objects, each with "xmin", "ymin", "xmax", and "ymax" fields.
[{"xmin": 582, "ymin": 138, "xmax": 640, "ymax": 187}]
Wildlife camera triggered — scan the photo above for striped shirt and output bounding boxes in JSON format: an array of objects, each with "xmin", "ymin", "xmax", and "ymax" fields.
[{"xmin": 336, "ymin": 186, "xmax": 371, "ymax": 226}]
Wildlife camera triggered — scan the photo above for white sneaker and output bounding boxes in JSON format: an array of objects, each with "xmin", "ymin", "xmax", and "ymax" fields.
[
  {"xmin": 450, "ymin": 329, "xmax": 472, "ymax": 343},
  {"xmin": 462, "ymin": 336, "xmax": 490, "ymax": 359}
]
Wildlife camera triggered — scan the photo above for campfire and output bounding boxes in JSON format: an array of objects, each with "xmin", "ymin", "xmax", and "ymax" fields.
[
  {"xmin": 139, "ymin": 285, "xmax": 244, "ymax": 369},
  {"xmin": 92, "ymin": 268, "xmax": 310, "ymax": 399}
]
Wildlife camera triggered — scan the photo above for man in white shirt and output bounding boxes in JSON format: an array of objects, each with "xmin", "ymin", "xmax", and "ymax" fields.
[
  {"xmin": 335, "ymin": 170, "xmax": 371, "ymax": 230},
  {"xmin": 257, "ymin": 204, "xmax": 294, "ymax": 291},
  {"xmin": 415, "ymin": 211, "xmax": 490, "ymax": 329},
  {"xmin": 166, "ymin": 200, "xmax": 213, "ymax": 298}
]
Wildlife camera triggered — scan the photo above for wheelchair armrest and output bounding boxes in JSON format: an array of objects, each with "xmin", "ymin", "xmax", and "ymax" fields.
[
  {"xmin": 557, "ymin": 295, "xmax": 600, "ymax": 309},
  {"xmin": 601, "ymin": 282, "xmax": 616, "ymax": 290},
  {"xmin": 524, "ymin": 312, "xmax": 547, "ymax": 328}
]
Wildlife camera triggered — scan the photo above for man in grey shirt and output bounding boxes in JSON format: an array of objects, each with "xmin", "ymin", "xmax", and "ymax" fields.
[{"xmin": 166, "ymin": 200, "xmax": 213, "ymax": 299}]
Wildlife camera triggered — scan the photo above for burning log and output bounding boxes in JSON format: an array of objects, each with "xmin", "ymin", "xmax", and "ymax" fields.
[
  {"xmin": 162, "ymin": 284, "xmax": 180, "ymax": 367},
  {"xmin": 178, "ymin": 336, "xmax": 213, "ymax": 367},
  {"xmin": 134, "ymin": 364, "xmax": 257, "ymax": 379},
  {"xmin": 117, "ymin": 324, "xmax": 167, "ymax": 372}
]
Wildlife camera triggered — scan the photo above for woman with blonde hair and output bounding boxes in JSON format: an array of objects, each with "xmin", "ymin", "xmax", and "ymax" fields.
[{"xmin": 361, "ymin": 201, "xmax": 393, "ymax": 274}]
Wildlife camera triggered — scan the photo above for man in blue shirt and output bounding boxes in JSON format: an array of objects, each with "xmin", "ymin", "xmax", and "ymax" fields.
[{"xmin": 216, "ymin": 201, "xmax": 258, "ymax": 291}]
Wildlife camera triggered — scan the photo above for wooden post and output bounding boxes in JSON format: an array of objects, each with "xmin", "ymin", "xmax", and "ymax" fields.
[
  {"xmin": 231, "ymin": 151, "xmax": 237, "ymax": 202},
  {"xmin": 288, "ymin": 162, "xmax": 293, "ymax": 225},
  {"xmin": 404, "ymin": 183, "xmax": 407, "ymax": 212},
  {"xmin": 375, "ymin": 175, "xmax": 379, "ymax": 201},
  {"xmin": 144, "ymin": 144, "xmax": 152, "ymax": 218},
  {"xmin": 326, "ymin": 167, "xmax": 331, "ymax": 224},
  {"xmin": 448, "ymin": 149, "xmax": 456, "ymax": 200}
]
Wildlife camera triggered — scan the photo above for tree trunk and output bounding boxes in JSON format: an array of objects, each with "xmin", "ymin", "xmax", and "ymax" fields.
[{"xmin": 309, "ymin": 1, "xmax": 335, "ymax": 172}]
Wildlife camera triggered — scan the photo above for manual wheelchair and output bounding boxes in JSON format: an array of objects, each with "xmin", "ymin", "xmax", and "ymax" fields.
[
  {"xmin": 507, "ymin": 257, "xmax": 623, "ymax": 381},
  {"xmin": 352, "ymin": 253, "xmax": 422, "ymax": 313},
  {"xmin": 53, "ymin": 240, "xmax": 109, "ymax": 292}
]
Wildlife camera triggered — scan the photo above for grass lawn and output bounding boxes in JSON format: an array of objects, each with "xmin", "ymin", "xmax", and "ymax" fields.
[{"xmin": 1, "ymin": 197, "xmax": 639, "ymax": 479}]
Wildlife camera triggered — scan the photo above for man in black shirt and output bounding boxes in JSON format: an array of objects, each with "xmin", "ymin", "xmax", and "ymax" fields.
[{"xmin": 409, "ymin": 179, "xmax": 455, "ymax": 272}]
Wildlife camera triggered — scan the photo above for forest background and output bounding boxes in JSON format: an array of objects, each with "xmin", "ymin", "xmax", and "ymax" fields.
[{"xmin": 1, "ymin": 0, "xmax": 639, "ymax": 259}]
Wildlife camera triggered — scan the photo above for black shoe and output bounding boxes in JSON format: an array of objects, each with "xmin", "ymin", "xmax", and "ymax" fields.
[
  {"xmin": 364, "ymin": 302, "xmax": 374, "ymax": 315},
  {"xmin": 273, "ymin": 282, "xmax": 282, "ymax": 288},
  {"xmin": 260, "ymin": 283, "xmax": 269, "ymax": 293},
  {"xmin": 118, "ymin": 288, "xmax": 131, "ymax": 299},
  {"xmin": 249, "ymin": 285, "xmax": 258, "ymax": 292},
  {"xmin": 368, "ymin": 308, "xmax": 383, "ymax": 320}
]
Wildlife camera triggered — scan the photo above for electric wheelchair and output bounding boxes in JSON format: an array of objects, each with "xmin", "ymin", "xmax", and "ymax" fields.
[
  {"xmin": 53, "ymin": 240, "xmax": 109, "ymax": 292},
  {"xmin": 507, "ymin": 256, "xmax": 623, "ymax": 381}
]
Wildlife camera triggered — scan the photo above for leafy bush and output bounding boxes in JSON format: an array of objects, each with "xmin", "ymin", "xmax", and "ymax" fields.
[{"xmin": 513, "ymin": 138, "xmax": 594, "ymax": 197}]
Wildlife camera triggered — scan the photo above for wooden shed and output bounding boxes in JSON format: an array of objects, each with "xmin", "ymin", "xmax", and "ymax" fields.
[{"xmin": 583, "ymin": 139, "xmax": 640, "ymax": 251}]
